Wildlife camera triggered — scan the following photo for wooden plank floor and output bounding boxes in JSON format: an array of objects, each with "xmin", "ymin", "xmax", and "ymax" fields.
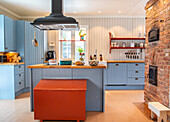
[{"xmin": 0, "ymin": 90, "xmax": 153, "ymax": 122}]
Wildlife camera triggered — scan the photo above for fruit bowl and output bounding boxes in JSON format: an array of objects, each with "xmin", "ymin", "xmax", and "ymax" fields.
[{"xmin": 88, "ymin": 60, "xmax": 99, "ymax": 66}]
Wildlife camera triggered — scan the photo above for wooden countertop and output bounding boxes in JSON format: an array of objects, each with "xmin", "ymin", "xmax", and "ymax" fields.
[
  {"xmin": 0, "ymin": 62, "xmax": 25, "ymax": 66},
  {"xmin": 28, "ymin": 64, "xmax": 106, "ymax": 69},
  {"xmin": 106, "ymin": 60, "xmax": 145, "ymax": 63}
]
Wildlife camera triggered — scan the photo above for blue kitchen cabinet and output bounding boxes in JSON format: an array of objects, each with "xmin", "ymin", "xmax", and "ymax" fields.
[
  {"xmin": 105, "ymin": 62, "xmax": 145, "ymax": 89},
  {"xmin": 0, "ymin": 64, "xmax": 24, "ymax": 99},
  {"xmin": 127, "ymin": 63, "xmax": 145, "ymax": 85},
  {"xmin": 0, "ymin": 15, "xmax": 16, "ymax": 52},
  {"xmin": 16, "ymin": 21, "xmax": 44, "ymax": 88},
  {"xmin": 107, "ymin": 63, "xmax": 127, "ymax": 85}
]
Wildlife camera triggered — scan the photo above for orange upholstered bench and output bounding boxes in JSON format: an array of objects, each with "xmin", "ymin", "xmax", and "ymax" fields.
[{"xmin": 34, "ymin": 79, "xmax": 87, "ymax": 122}]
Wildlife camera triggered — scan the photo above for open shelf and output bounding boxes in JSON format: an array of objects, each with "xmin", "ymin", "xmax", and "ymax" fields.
[
  {"xmin": 109, "ymin": 32, "xmax": 145, "ymax": 54},
  {"xmin": 59, "ymin": 40, "xmax": 86, "ymax": 42},
  {"xmin": 110, "ymin": 37, "xmax": 145, "ymax": 40},
  {"xmin": 110, "ymin": 47, "xmax": 145, "ymax": 49}
]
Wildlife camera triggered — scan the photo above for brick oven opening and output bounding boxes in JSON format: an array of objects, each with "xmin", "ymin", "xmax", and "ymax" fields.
[
  {"xmin": 148, "ymin": 27, "xmax": 159, "ymax": 42},
  {"xmin": 149, "ymin": 65, "xmax": 158, "ymax": 86}
]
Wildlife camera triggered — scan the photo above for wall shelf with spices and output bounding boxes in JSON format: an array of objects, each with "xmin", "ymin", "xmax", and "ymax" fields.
[{"xmin": 109, "ymin": 32, "xmax": 146, "ymax": 54}]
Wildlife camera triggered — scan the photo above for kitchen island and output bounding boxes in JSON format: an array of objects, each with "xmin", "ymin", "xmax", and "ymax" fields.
[{"xmin": 28, "ymin": 64, "xmax": 106, "ymax": 112}]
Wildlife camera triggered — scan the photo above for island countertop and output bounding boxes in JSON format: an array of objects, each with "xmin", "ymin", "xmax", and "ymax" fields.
[{"xmin": 27, "ymin": 64, "xmax": 106, "ymax": 69}]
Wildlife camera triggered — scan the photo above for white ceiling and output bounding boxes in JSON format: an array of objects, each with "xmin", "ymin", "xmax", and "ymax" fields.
[{"xmin": 0, "ymin": 0, "xmax": 148, "ymax": 17}]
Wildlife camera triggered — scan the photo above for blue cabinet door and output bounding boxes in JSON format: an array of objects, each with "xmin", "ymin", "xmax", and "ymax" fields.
[
  {"xmin": 4, "ymin": 16, "xmax": 16, "ymax": 51},
  {"xmin": 0, "ymin": 15, "xmax": 16, "ymax": 52},
  {"xmin": 107, "ymin": 63, "xmax": 127, "ymax": 85},
  {"xmin": 25, "ymin": 22, "xmax": 44, "ymax": 88},
  {"xmin": 0, "ymin": 15, "xmax": 5, "ymax": 52}
]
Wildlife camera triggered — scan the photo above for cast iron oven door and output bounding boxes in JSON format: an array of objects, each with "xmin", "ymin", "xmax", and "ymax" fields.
[
  {"xmin": 149, "ymin": 65, "xmax": 158, "ymax": 86},
  {"xmin": 148, "ymin": 27, "xmax": 159, "ymax": 42}
]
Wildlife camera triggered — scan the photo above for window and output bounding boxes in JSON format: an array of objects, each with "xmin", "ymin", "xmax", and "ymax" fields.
[{"xmin": 59, "ymin": 27, "xmax": 87, "ymax": 62}]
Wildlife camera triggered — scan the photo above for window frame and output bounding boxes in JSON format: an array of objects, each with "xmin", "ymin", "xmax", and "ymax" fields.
[{"xmin": 59, "ymin": 25, "xmax": 89, "ymax": 64}]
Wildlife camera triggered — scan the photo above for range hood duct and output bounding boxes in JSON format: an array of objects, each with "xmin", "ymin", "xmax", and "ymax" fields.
[{"xmin": 31, "ymin": 0, "xmax": 79, "ymax": 30}]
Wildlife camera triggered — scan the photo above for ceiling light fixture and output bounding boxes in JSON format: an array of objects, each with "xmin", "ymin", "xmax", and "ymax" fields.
[
  {"xmin": 98, "ymin": 11, "xmax": 101, "ymax": 13},
  {"xmin": 118, "ymin": 11, "xmax": 121, "ymax": 13}
]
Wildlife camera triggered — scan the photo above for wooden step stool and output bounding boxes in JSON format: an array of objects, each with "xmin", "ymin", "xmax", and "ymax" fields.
[
  {"xmin": 148, "ymin": 102, "xmax": 170, "ymax": 122},
  {"xmin": 34, "ymin": 79, "xmax": 87, "ymax": 122}
]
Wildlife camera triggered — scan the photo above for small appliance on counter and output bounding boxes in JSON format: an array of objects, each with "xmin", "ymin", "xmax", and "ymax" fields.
[
  {"xmin": 0, "ymin": 55, "xmax": 7, "ymax": 63},
  {"xmin": 46, "ymin": 51, "xmax": 55, "ymax": 61},
  {"xmin": 60, "ymin": 58, "xmax": 72, "ymax": 65},
  {"xmin": 49, "ymin": 59, "xmax": 57, "ymax": 65}
]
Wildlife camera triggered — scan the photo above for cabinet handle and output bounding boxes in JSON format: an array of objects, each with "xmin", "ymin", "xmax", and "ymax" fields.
[
  {"xmin": 5, "ymin": 47, "xmax": 8, "ymax": 50},
  {"xmin": 19, "ymin": 74, "xmax": 21, "ymax": 76},
  {"xmin": 19, "ymin": 66, "xmax": 21, "ymax": 68},
  {"xmin": 19, "ymin": 82, "xmax": 21, "ymax": 85},
  {"xmin": 135, "ymin": 71, "xmax": 139, "ymax": 73},
  {"xmin": 116, "ymin": 64, "xmax": 119, "ymax": 66},
  {"xmin": 136, "ymin": 64, "xmax": 139, "ymax": 66},
  {"xmin": 135, "ymin": 78, "xmax": 138, "ymax": 80},
  {"xmin": 41, "ymin": 58, "xmax": 44, "ymax": 59}
]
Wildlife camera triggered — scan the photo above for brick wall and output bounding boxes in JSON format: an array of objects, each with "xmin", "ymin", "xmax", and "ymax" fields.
[{"xmin": 144, "ymin": 0, "xmax": 170, "ymax": 107}]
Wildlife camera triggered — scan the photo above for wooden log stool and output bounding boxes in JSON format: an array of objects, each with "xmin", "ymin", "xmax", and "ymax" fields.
[
  {"xmin": 34, "ymin": 79, "xmax": 87, "ymax": 122},
  {"xmin": 148, "ymin": 102, "xmax": 170, "ymax": 122}
]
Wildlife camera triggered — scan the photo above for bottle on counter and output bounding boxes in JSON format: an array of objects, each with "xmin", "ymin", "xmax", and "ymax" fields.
[
  {"xmin": 100, "ymin": 54, "xmax": 103, "ymax": 61},
  {"xmin": 93, "ymin": 55, "xmax": 97, "ymax": 60},
  {"xmin": 90, "ymin": 55, "xmax": 93, "ymax": 60}
]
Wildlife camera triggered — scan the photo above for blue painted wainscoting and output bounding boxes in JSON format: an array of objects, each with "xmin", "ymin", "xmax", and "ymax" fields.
[{"xmin": 16, "ymin": 21, "xmax": 44, "ymax": 89}]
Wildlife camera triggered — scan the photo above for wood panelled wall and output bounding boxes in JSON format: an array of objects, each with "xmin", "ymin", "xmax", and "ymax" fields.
[
  {"xmin": 42, "ymin": 17, "xmax": 146, "ymax": 61},
  {"xmin": 76, "ymin": 18, "xmax": 145, "ymax": 60}
]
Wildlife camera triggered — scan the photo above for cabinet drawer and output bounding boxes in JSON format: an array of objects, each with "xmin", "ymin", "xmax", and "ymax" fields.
[
  {"xmin": 128, "ymin": 70, "xmax": 144, "ymax": 77},
  {"xmin": 128, "ymin": 63, "xmax": 145, "ymax": 70},
  {"xmin": 127, "ymin": 78, "xmax": 145, "ymax": 85},
  {"xmin": 14, "ymin": 65, "xmax": 24, "ymax": 75},
  {"xmin": 15, "ymin": 80, "xmax": 24, "ymax": 92},
  {"xmin": 15, "ymin": 73, "xmax": 24, "ymax": 83}
]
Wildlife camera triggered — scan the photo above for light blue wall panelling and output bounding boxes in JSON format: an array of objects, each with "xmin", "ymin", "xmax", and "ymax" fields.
[
  {"xmin": 16, "ymin": 21, "xmax": 44, "ymax": 88},
  {"xmin": 24, "ymin": 22, "xmax": 44, "ymax": 88}
]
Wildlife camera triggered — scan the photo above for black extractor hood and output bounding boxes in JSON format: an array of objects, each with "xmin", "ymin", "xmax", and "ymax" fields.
[{"xmin": 31, "ymin": 0, "xmax": 79, "ymax": 30}]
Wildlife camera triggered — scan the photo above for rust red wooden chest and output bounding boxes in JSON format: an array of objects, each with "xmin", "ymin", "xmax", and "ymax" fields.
[{"xmin": 34, "ymin": 79, "xmax": 87, "ymax": 122}]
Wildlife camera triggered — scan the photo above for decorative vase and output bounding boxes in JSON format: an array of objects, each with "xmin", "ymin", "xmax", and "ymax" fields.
[
  {"xmin": 79, "ymin": 53, "xmax": 84, "ymax": 61},
  {"xmin": 80, "ymin": 36, "xmax": 84, "ymax": 41}
]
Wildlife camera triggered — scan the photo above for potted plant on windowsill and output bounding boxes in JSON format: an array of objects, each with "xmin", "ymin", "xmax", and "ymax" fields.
[
  {"xmin": 79, "ymin": 30, "xmax": 86, "ymax": 41},
  {"xmin": 77, "ymin": 47, "xmax": 85, "ymax": 61}
]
